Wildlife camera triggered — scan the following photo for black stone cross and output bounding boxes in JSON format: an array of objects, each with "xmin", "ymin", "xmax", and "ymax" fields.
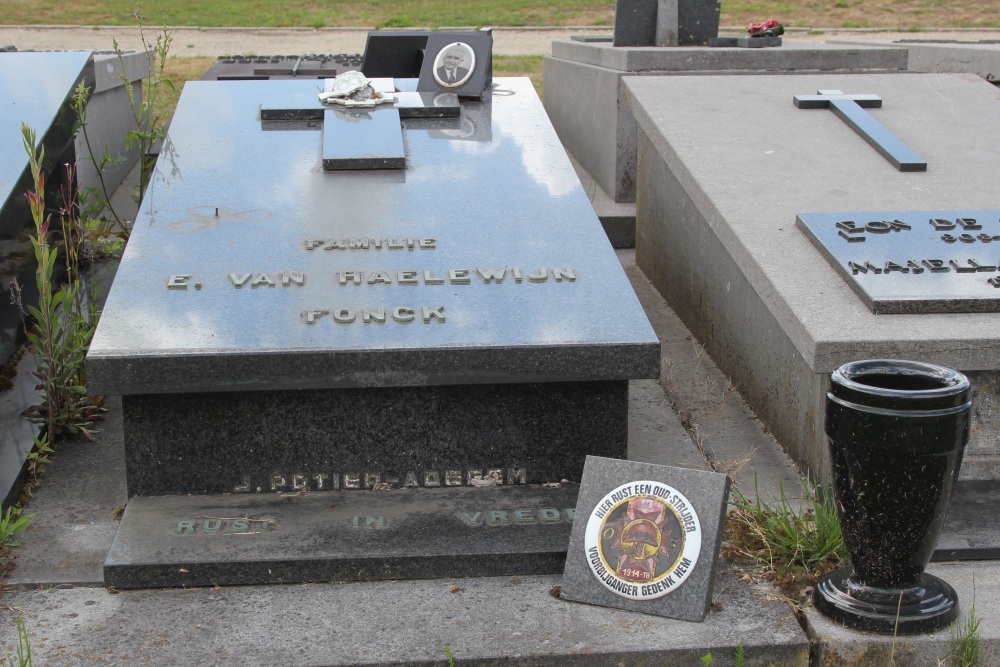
[
  {"xmin": 793, "ymin": 89, "xmax": 927, "ymax": 173},
  {"xmin": 260, "ymin": 80, "xmax": 460, "ymax": 171}
]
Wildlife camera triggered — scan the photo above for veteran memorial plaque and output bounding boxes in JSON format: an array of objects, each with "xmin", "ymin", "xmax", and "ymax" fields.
[
  {"xmin": 560, "ymin": 457, "xmax": 730, "ymax": 621},
  {"xmin": 797, "ymin": 210, "xmax": 1000, "ymax": 313},
  {"xmin": 89, "ymin": 77, "xmax": 658, "ymax": 583}
]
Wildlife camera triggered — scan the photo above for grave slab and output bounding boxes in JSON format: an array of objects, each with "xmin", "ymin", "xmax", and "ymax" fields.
[
  {"xmin": 625, "ymin": 72, "xmax": 1000, "ymax": 481},
  {"xmin": 0, "ymin": 50, "xmax": 92, "ymax": 508},
  {"xmin": 543, "ymin": 42, "xmax": 908, "ymax": 205},
  {"xmin": 86, "ymin": 78, "xmax": 659, "ymax": 502},
  {"xmin": 834, "ymin": 38, "xmax": 1000, "ymax": 83},
  {"xmin": 104, "ymin": 485, "xmax": 578, "ymax": 588}
]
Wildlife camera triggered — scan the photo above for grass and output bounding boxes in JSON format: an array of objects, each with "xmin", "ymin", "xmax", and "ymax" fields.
[
  {"xmin": 1, "ymin": 0, "xmax": 998, "ymax": 29},
  {"xmin": 723, "ymin": 476, "xmax": 847, "ymax": 605},
  {"xmin": 155, "ymin": 54, "xmax": 544, "ymax": 122}
]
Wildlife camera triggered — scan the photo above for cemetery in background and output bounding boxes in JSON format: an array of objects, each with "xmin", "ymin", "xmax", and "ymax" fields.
[{"xmin": 2, "ymin": 3, "xmax": 1000, "ymax": 666}]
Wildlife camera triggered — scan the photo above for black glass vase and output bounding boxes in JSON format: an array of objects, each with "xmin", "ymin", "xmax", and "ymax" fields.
[{"xmin": 814, "ymin": 359, "xmax": 971, "ymax": 634}]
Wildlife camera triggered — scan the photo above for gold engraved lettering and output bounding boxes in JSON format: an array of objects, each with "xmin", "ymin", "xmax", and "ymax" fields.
[
  {"xmin": 339, "ymin": 271, "xmax": 362, "ymax": 285},
  {"xmin": 270, "ymin": 472, "xmax": 287, "ymax": 491},
  {"xmin": 228, "ymin": 273, "xmax": 252, "ymax": 288},
  {"xmin": 344, "ymin": 472, "xmax": 361, "ymax": 489},
  {"xmin": 551, "ymin": 268, "xmax": 576, "ymax": 282},
  {"xmin": 448, "ymin": 269, "xmax": 471, "ymax": 284},
  {"xmin": 397, "ymin": 270, "xmax": 419, "ymax": 285},
  {"xmin": 514, "ymin": 509, "xmax": 535, "ymax": 524},
  {"xmin": 250, "ymin": 273, "xmax": 276, "ymax": 288},
  {"xmin": 302, "ymin": 309, "xmax": 328, "ymax": 324},
  {"xmin": 508, "ymin": 468, "xmax": 527, "ymax": 485},
  {"xmin": 312, "ymin": 473, "xmax": 329, "ymax": 490},
  {"xmin": 362, "ymin": 308, "xmax": 386, "ymax": 324},
  {"xmin": 476, "ymin": 268, "xmax": 506, "ymax": 284},
  {"xmin": 404, "ymin": 471, "xmax": 420, "ymax": 487},
  {"xmin": 364, "ymin": 472, "xmax": 380, "ymax": 489},
  {"xmin": 167, "ymin": 274, "xmax": 191, "ymax": 290},
  {"xmin": 423, "ymin": 269, "xmax": 445, "ymax": 284},
  {"xmin": 333, "ymin": 308, "xmax": 356, "ymax": 324},
  {"xmin": 392, "ymin": 307, "xmax": 415, "ymax": 323},
  {"xmin": 526, "ymin": 268, "xmax": 548, "ymax": 283},
  {"xmin": 281, "ymin": 272, "xmax": 305, "ymax": 287},
  {"xmin": 539, "ymin": 508, "xmax": 561, "ymax": 523},
  {"xmin": 445, "ymin": 469, "xmax": 463, "ymax": 486},
  {"xmin": 367, "ymin": 270, "xmax": 393, "ymax": 285},
  {"xmin": 424, "ymin": 470, "xmax": 441, "ymax": 487},
  {"xmin": 292, "ymin": 473, "xmax": 308, "ymax": 490},
  {"xmin": 487, "ymin": 510, "xmax": 510, "ymax": 526},
  {"xmin": 421, "ymin": 306, "xmax": 446, "ymax": 323}
]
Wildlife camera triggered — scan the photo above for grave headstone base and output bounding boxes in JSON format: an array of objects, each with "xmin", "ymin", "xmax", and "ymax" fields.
[
  {"xmin": 121, "ymin": 380, "xmax": 628, "ymax": 497},
  {"xmin": 104, "ymin": 485, "xmax": 578, "ymax": 588}
]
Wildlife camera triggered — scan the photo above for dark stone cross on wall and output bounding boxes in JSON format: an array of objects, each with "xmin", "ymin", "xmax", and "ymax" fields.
[
  {"xmin": 260, "ymin": 79, "xmax": 460, "ymax": 171},
  {"xmin": 793, "ymin": 89, "xmax": 928, "ymax": 173}
]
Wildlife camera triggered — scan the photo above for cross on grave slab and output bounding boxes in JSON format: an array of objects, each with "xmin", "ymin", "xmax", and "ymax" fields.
[
  {"xmin": 259, "ymin": 78, "xmax": 461, "ymax": 171},
  {"xmin": 793, "ymin": 89, "xmax": 927, "ymax": 173}
]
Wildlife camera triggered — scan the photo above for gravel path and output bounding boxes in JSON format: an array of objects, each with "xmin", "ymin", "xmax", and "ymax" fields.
[{"xmin": 1, "ymin": 25, "xmax": 999, "ymax": 58}]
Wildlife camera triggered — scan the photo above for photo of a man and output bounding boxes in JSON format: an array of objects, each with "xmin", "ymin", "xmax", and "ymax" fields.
[{"xmin": 433, "ymin": 42, "xmax": 475, "ymax": 88}]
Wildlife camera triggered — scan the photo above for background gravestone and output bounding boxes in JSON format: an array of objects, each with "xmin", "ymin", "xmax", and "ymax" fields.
[
  {"xmin": 614, "ymin": 0, "xmax": 720, "ymax": 47},
  {"xmin": 624, "ymin": 72, "xmax": 1000, "ymax": 483},
  {"xmin": 0, "ymin": 50, "xmax": 93, "ymax": 510}
]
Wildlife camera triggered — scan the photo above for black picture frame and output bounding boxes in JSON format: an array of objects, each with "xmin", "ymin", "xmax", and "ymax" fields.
[{"xmin": 417, "ymin": 32, "xmax": 492, "ymax": 98}]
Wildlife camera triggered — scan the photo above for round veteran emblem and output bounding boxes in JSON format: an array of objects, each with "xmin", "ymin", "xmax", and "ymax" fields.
[{"xmin": 584, "ymin": 481, "xmax": 702, "ymax": 600}]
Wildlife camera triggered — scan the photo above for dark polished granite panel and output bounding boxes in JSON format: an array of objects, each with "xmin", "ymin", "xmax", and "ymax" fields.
[
  {"xmin": 321, "ymin": 107, "xmax": 405, "ymax": 170},
  {"xmin": 87, "ymin": 78, "xmax": 659, "ymax": 393},
  {"xmin": 122, "ymin": 380, "xmax": 628, "ymax": 497},
  {"xmin": 0, "ymin": 51, "xmax": 92, "ymax": 239},
  {"xmin": 104, "ymin": 485, "xmax": 578, "ymax": 588}
]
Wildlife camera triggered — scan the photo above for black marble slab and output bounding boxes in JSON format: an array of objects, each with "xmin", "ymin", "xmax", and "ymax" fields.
[
  {"xmin": 322, "ymin": 107, "xmax": 405, "ymax": 170},
  {"xmin": 797, "ymin": 209, "xmax": 1000, "ymax": 313},
  {"xmin": 613, "ymin": 0, "xmax": 657, "ymax": 47},
  {"xmin": 104, "ymin": 484, "xmax": 578, "ymax": 588},
  {"xmin": 122, "ymin": 380, "xmax": 627, "ymax": 497},
  {"xmin": 87, "ymin": 78, "xmax": 659, "ymax": 394}
]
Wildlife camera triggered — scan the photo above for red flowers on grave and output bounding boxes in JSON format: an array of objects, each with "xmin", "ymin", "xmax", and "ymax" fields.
[{"xmin": 747, "ymin": 19, "xmax": 784, "ymax": 37}]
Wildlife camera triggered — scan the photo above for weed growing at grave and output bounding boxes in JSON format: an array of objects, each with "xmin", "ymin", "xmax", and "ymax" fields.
[
  {"xmin": 0, "ymin": 507, "xmax": 32, "ymax": 561},
  {"xmin": 444, "ymin": 645, "xmax": 455, "ymax": 666},
  {"xmin": 122, "ymin": 10, "xmax": 175, "ymax": 210},
  {"xmin": 4, "ymin": 615, "xmax": 33, "ymax": 666},
  {"xmin": 940, "ymin": 591, "xmax": 982, "ymax": 666},
  {"xmin": 733, "ymin": 643, "xmax": 746, "ymax": 667},
  {"xmin": 19, "ymin": 124, "xmax": 102, "ymax": 443},
  {"xmin": 722, "ymin": 475, "xmax": 846, "ymax": 604}
]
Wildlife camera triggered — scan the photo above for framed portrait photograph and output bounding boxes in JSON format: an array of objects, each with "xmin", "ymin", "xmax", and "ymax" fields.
[
  {"xmin": 432, "ymin": 42, "xmax": 476, "ymax": 88},
  {"xmin": 417, "ymin": 32, "xmax": 492, "ymax": 98}
]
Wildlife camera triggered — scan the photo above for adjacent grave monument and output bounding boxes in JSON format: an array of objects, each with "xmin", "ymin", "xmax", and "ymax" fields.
[
  {"xmin": 88, "ymin": 75, "xmax": 660, "ymax": 586},
  {"xmin": 0, "ymin": 50, "xmax": 94, "ymax": 509},
  {"xmin": 624, "ymin": 72, "xmax": 1000, "ymax": 481}
]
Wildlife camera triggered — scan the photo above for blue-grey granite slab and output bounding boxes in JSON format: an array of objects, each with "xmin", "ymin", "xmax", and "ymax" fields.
[
  {"xmin": 86, "ymin": 78, "xmax": 659, "ymax": 394},
  {"xmin": 0, "ymin": 51, "xmax": 92, "ymax": 239},
  {"xmin": 321, "ymin": 107, "xmax": 405, "ymax": 170},
  {"xmin": 797, "ymin": 209, "xmax": 1000, "ymax": 313},
  {"xmin": 104, "ymin": 485, "xmax": 579, "ymax": 588}
]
